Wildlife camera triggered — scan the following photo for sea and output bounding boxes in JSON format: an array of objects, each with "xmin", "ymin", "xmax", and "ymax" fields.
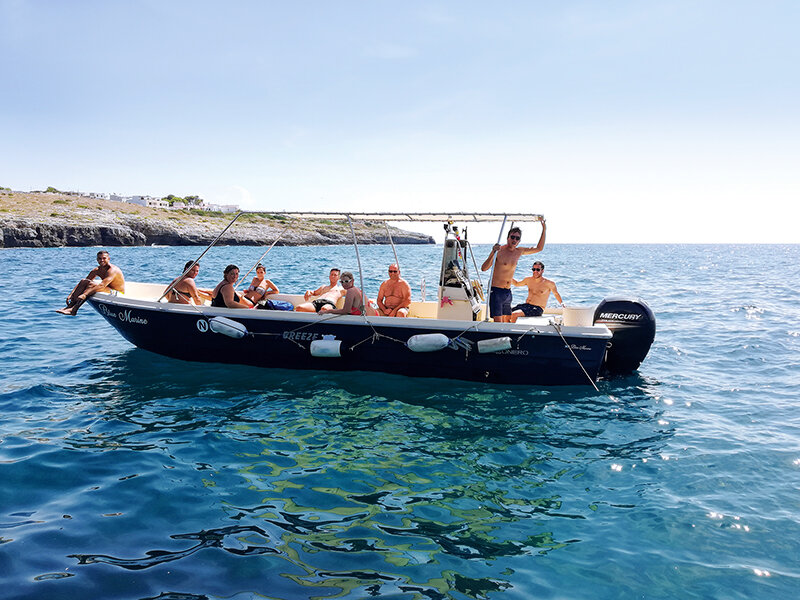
[{"xmin": 1, "ymin": 243, "xmax": 799, "ymax": 600}]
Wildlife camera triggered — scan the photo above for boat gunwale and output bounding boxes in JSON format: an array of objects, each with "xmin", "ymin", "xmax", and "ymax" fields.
[{"xmin": 89, "ymin": 291, "xmax": 613, "ymax": 339}]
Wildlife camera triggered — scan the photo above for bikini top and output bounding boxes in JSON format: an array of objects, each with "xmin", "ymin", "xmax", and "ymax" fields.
[{"xmin": 248, "ymin": 283, "xmax": 267, "ymax": 295}]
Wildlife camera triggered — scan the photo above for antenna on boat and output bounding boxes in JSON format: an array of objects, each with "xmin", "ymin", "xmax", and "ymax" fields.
[
  {"xmin": 383, "ymin": 222, "xmax": 400, "ymax": 269},
  {"xmin": 484, "ymin": 215, "xmax": 508, "ymax": 321},
  {"xmin": 157, "ymin": 211, "xmax": 246, "ymax": 303},
  {"xmin": 347, "ymin": 215, "xmax": 366, "ymax": 315}
]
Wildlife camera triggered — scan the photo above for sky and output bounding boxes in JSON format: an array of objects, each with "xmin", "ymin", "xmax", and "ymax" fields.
[{"xmin": 1, "ymin": 0, "xmax": 798, "ymax": 243}]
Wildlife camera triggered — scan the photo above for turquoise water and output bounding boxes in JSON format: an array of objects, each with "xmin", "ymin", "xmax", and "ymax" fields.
[{"xmin": 1, "ymin": 243, "xmax": 799, "ymax": 599}]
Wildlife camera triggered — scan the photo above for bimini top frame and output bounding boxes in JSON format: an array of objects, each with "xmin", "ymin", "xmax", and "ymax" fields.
[
  {"xmin": 260, "ymin": 212, "xmax": 545, "ymax": 320},
  {"xmin": 160, "ymin": 210, "xmax": 544, "ymax": 312},
  {"xmin": 260, "ymin": 211, "xmax": 543, "ymax": 222}
]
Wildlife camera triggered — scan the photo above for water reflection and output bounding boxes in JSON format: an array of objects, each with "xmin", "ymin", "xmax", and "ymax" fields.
[{"xmin": 45, "ymin": 348, "xmax": 676, "ymax": 598}]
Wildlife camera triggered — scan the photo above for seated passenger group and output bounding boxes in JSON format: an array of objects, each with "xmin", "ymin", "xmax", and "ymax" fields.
[
  {"xmin": 178, "ymin": 263, "xmax": 401, "ymax": 316},
  {"xmin": 64, "ymin": 250, "xmax": 559, "ymax": 322}
]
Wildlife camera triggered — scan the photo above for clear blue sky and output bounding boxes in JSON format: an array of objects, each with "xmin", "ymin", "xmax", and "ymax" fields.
[{"xmin": 2, "ymin": 1, "xmax": 798, "ymax": 242}]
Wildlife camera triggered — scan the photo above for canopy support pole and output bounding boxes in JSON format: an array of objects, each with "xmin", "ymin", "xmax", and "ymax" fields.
[
  {"xmin": 158, "ymin": 211, "xmax": 246, "ymax": 302},
  {"xmin": 384, "ymin": 222, "xmax": 400, "ymax": 269},
  {"xmin": 484, "ymin": 215, "xmax": 508, "ymax": 322},
  {"xmin": 347, "ymin": 216, "xmax": 366, "ymax": 315},
  {"xmin": 235, "ymin": 218, "xmax": 297, "ymax": 291}
]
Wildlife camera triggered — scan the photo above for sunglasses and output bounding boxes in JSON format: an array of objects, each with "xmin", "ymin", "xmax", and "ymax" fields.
[
  {"xmin": 388, "ymin": 269, "xmax": 398, "ymax": 273},
  {"xmin": 532, "ymin": 267, "xmax": 542, "ymax": 272},
  {"xmin": 509, "ymin": 235, "xmax": 520, "ymax": 241}
]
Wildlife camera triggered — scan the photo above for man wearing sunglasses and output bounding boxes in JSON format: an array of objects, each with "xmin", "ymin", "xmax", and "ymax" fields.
[
  {"xmin": 377, "ymin": 263, "xmax": 411, "ymax": 317},
  {"xmin": 510, "ymin": 261, "xmax": 562, "ymax": 322},
  {"xmin": 480, "ymin": 221, "xmax": 546, "ymax": 322}
]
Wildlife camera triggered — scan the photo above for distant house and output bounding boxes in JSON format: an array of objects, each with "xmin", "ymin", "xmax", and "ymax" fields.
[
  {"xmin": 125, "ymin": 195, "xmax": 169, "ymax": 209},
  {"xmin": 204, "ymin": 203, "xmax": 240, "ymax": 213},
  {"xmin": 170, "ymin": 201, "xmax": 187, "ymax": 210}
]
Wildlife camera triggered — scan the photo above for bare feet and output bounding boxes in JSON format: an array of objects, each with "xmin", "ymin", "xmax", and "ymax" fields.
[{"xmin": 55, "ymin": 307, "xmax": 77, "ymax": 316}]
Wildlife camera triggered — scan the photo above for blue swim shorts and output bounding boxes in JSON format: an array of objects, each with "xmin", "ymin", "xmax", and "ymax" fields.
[{"xmin": 489, "ymin": 287, "xmax": 512, "ymax": 318}]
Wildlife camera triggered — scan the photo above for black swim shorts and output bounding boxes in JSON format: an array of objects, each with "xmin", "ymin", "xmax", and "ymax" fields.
[
  {"xmin": 312, "ymin": 298, "xmax": 337, "ymax": 313},
  {"xmin": 512, "ymin": 303, "xmax": 544, "ymax": 317}
]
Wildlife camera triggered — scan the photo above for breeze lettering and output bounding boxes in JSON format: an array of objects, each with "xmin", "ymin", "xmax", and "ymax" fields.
[{"xmin": 282, "ymin": 331, "xmax": 321, "ymax": 341}]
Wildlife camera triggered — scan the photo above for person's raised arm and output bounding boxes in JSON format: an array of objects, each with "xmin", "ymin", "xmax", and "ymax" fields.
[
  {"xmin": 522, "ymin": 221, "xmax": 546, "ymax": 255},
  {"xmin": 481, "ymin": 244, "xmax": 501, "ymax": 271}
]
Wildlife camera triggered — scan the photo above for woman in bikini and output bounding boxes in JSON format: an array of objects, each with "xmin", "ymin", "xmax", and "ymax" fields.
[
  {"xmin": 211, "ymin": 265, "xmax": 254, "ymax": 309},
  {"xmin": 242, "ymin": 263, "xmax": 279, "ymax": 305},
  {"xmin": 166, "ymin": 261, "xmax": 213, "ymax": 305}
]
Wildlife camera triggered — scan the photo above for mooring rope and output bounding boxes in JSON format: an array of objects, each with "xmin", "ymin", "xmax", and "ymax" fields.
[{"xmin": 551, "ymin": 321, "xmax": 600, "ymax": 392}]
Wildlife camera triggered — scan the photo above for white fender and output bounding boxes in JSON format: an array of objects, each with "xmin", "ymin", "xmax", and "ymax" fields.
[
  {"xmin": 310, "ymin": 339, "xmax": 342, "ymax": 358},
  {"xmin": 477, "ymin": 336, "xmax": 512, "ymax": 354},
  {"xmin": 407, "ymin": 333, "xmax": 450, "ymax": 352},
  {"xmin": 209, "ymin": 316, "xmax": 248, "ymax": 339}
]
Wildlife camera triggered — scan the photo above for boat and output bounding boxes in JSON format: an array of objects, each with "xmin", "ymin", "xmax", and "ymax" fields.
[{"xmin": 87, "ymin": 212, "xmax": 655, "ymax": 387}]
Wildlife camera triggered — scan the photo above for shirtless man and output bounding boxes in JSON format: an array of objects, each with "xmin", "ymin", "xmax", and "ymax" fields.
[
  {"xmin": 376, "ymin": 263, "xmax": 411, "ymax": 317},
  {"xmin": 56, "ymin": 250, "xmax": 125, "ymax": 316},
  {"xmin": 294, "ymin": 268, "xmax": 345, "ymax": 313},
  {"xmin": 321, "ymin": 271, "xmax": 373, "ymax": 316},
  {"xmin": 510, "ymin": 261, "xmax": 563, "ymax": 323},
  {"xmin": 165, "ymin": 261, "xmax": 213, "ymax": 305},
  {"xmin": 480, "ymin": 221, "xmax": 546, "ymax": 322}
]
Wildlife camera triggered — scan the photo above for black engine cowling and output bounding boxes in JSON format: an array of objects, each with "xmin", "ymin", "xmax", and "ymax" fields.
[{"xmin": 594, "ymin": 297, "xmax": 656, "ymax": 375}]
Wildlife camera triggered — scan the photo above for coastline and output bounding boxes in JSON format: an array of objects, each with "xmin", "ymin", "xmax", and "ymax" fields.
[{"xmin": 0, "ymin": 191, "xmax": 434, "ymax": 248}]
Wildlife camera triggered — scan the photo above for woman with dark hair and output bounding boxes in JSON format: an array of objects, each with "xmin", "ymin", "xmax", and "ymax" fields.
[
  {"xmin": 166, "ymin": 261, "xmax": 212, "ymax": 305},
  {"xmin": 243, "ymin": 263, "xmax": 279, "ymax": 305},
  {"xmin": 211, "ymin": 265, "xmax": 254, "ymax": 309}
]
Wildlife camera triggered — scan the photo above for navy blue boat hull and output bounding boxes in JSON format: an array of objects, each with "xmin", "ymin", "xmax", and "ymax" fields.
[{"xmin": 89, "ymin": 296, "xmax": 610, "ymax": 386}]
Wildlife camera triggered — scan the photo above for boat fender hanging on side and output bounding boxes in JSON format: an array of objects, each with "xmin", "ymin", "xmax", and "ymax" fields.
[
  {"xmin": 477, "ymin": 336, "xmax": 511, "ymax": 354},
  {"xmin": 310, "ymin": 339, "xmax": 342, "ymax": 357},
  {"xmin": 407, "ymin": 333, "xmax": 450, "ymax": 352},
  {"xmin": 209, "ymin": 316, "xmax": 248, "ymax": 339}
]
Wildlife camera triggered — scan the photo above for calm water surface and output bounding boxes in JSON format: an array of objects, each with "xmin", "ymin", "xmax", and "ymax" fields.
[{"xmin": 1, "ymin": 244, "xmax": 799, "ymax": 599}]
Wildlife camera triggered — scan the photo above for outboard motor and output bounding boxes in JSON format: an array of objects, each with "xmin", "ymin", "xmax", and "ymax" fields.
[{"xmin": 594, "ymin": 297, "xmax": 656, "ymax": 375}]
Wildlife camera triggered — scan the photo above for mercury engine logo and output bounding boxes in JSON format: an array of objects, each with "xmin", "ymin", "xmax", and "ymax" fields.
[{"xmin": 597, "ymin": 312, "xmax": 643, "ymax": 322}]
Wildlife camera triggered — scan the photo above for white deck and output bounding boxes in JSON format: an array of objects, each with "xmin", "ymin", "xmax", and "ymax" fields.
[{"xmin": 96, "ymin": 282, "xmax": 609, "ymax": 338}]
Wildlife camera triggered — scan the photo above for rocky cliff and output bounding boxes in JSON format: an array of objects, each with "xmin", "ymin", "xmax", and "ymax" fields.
[{"xmin": 0, "ymin": 191, "xmax": 434, "ymax": 247}]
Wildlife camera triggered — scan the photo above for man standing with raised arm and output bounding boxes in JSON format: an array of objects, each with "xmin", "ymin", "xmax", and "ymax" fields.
[{"xmin": 480, "ymin": 221, "xmax": 546, "ymax": 323}]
